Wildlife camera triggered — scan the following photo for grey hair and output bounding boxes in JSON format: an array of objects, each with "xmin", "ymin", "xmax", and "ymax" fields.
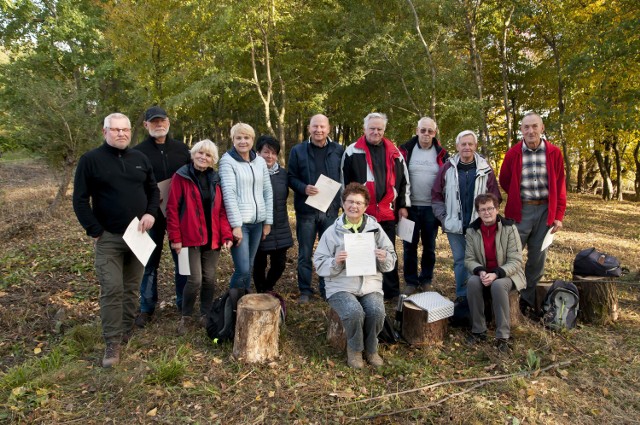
[
  {"xmin": 363, "ymin": 112, "xmax": 388, "ymax": 130},
  {"xmin": 190, "ymin": 139, "xmax": 219, "ymax": 165},
  {"xmin": 103, "ymin": 113, "xmax": 131, "ymax": 129},
  {"xmin": 455, "ymin": 130, "xmax": 478, "ymax": 145},
  {"xmin": 417, "ymin": 116, "xmax": 437, "ymax": 130}
]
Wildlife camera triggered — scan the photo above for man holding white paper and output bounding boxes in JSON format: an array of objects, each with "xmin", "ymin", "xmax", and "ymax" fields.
[
  {"xmin": 73, "ymin": 113, "xmax": 159, "ymax": 367},
  {"xmin": 399, "ymin": 117, "xmax": 449, "ymax": 295},
  {"xmin": 133, "ymin": 106, "xmax": 190, "ymax": 327},
  {"xmin": 499, "ymin": 112, "xmax": 566, "ymax": 314},
  {"xmin": 288, "ymin": 114, "xmax": 344, "ymax": 303}
]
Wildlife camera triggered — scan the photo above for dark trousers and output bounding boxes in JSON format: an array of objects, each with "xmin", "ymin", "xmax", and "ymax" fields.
[
  {"xmin": 403, "ymin": 206, "xmax": 438, "ymax": 287},
  {"xmin": 379, "ymin": 220, "xmax": 400, "ymax": 299},
  {"xmin": 253, "ymin": 247, "xmax": 289, "ymax": 293}
]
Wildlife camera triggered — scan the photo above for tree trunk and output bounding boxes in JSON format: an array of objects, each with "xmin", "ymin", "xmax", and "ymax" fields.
[
  {"xmin": 594, "ymin": 148, "xmax": 613, "ymax": 200},
  {"xmin": 48, "ymin": 161, "xmax": 75, "ymax": 214},
  {"xmin": 405, "ymin": 0, "xmax": 437, "ymax": 117},
  {"xmin": 499, "ymin": 6, "xmax": 514, "ymax": 148},
  {"xmin": 634, "ymin": 140, "xmax": 640, "ymax": 200},
  {"xmin": 612, "ymin": 138, "xmax": 623, "ymax": 201},
  {"xmin": 401, "ymin": 303, "xmax": 447, "ymax": 345},
  {"xmin": 233, "ymin": 294, "xmax": 281, "ymax": 363},
  {"xmin": 576, "ymin": 156, "xmax": 585, "ymax": 192},
  {"xmin": 573, "ymin": 276, "xmax": 618, "ymax": 326},
  {"xmin": 461, "ymin": 0, "xmax": 490, "ymax": 151},
  {"xmin": 326, "ymin": 308, "xmax": 347, "ymax": 352}
]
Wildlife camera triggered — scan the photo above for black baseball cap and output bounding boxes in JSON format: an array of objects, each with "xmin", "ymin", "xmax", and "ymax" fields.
[{"xmin": 144, "ymin": 106, "xmax": 168, "ymax": 121}]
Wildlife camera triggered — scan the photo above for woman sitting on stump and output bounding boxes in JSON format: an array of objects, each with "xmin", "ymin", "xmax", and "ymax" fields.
[
  {"xmin": 464, "ymin": 193, "xmax": 525, "ymax": 353},
  {"xmin": 313, "ymin": 183, "xmax": 396, "ymax": 369}
]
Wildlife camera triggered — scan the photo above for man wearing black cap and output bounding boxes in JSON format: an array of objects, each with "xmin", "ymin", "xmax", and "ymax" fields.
[{"xmin": 133, "ymin": 106, "xmax": 190, "ymax": 326}]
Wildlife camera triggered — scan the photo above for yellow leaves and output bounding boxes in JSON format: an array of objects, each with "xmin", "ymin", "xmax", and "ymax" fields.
[
  {"xmin": 182, "ymin": 381, "xmax": 195, "ymax": 388},
  {"xmin": 146, "ymin": 407, "xmax": 158, "ymax": 417},
  {"xmin": 33, "ymin": 347, "xmax": 42, "ymax": 355}
]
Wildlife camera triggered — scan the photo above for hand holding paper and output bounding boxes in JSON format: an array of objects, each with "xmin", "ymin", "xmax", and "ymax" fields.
[
  {"xmin": 122, "ymin": 217, "xmax": 157, "ymax": 267},
  {"xmin": 304, "ymin": 174, "xmax": 341, "ymax": 213}
]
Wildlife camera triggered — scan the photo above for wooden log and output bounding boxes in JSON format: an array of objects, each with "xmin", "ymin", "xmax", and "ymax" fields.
[
  {"xmin": 536, "ymin": 283, "xmax": 553, "ymax": 313},
  {"xmin": 233, "ymin": 294, "xmax": 281, "ymax": 363},
  {"xmin": 573, "ymin": 275, "xmax": 619, "ymax": 325},
  {"xmin": 326, "ymin": 308, "xmax": 347, "ymax": 352},
  {"xmin": 402, "ymin": 302, "xmax": 447, "ymax": 345}
]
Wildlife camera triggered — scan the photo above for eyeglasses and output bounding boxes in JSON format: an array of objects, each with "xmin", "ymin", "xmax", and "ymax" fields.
[
  {"xmin": 419, "ymin": 128, "xmax": 436, "ymax": 135},
  {"xmin": 478, "ymin": 207, "xmax": 496, "ymax": 214},
  {"xmin": 107, "ymin": 128, "xmax": 131, "ymax": 134},
  {"xmin": 344, "ymin": 200, "xmax": 366, "ymax": 207}
]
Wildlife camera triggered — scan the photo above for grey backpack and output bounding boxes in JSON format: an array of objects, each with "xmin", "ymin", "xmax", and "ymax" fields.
[{"xmin": 542, "ymin": 280, "xmax": 579, "ymax": 330}]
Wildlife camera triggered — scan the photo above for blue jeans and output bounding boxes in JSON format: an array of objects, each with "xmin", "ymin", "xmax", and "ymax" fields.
[
  {"xmin": 403, "ymin": 206, "xmax": 438, "ymax": 287},
  {"xmin": 296, "ymin": 212, "xmax": 335, "ymax": 297},
  {"xmin": 139, "ymin": 216, "xmax": 188, "ymax": 313},
  {"xmin": 230, "ymin": 222, "xmax": 263, "ymax": 290},
  {"xmin": 447, "ymin": 232, "xmax": 468, "ymax": 298},
  {"xmin": 327, "ymin": 291, "xmax": 385, "ymax": 353}
]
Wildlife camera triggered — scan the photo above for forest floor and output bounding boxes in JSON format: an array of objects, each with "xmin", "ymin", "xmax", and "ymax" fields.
[{"xmin": 1, "ymin": 159, "xmax": 639, "ymax": 424}]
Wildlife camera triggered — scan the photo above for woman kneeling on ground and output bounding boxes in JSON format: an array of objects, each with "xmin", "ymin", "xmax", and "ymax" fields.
[
  {"xmin": 313, "ymin": 182, "xmax": 396, "ymax": 369},
  {"xmin": 464, "ymin": 192, "xmax": 525, "ymax": 353},
  {"xmin": 166, "ymin": 139, "xmax": 233, "ymax": 335}
]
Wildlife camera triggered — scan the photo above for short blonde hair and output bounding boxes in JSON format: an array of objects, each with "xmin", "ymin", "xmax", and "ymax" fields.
[
  {"xmin": 190, "ymin": 139, "xmax": 219, "ymax": 165},
  {"xmin": 230, "ymin": 123, "xmax": 255, "ymax": 141}
]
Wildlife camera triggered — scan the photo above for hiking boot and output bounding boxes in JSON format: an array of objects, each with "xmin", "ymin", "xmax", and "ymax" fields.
[
  {"xmin": 365, "ymin": 352, "xmax": 384, "ymax": 368},
  {"xmin": 466, "ymin": 331, "xmax": 487, "ymax": 345},
  {"xmin": 102, "ymin": 343, "xmax": 121, "ymax": 368},
  {"xmin": 496, "ymin": 338, "xmax": 511, "ymax": 354},
  {"xmin": 346, "ymin": 348, "xmax": 364, "ymax": 369},
  {"xmin": 177, "ymin": 316, "xmax": 193, "ymax": 336},
  {"xmin": 418, "ymin": 277, "xmax": 432, "ymax": 288},
  {"xmin": 298, "ymin": 294, "xmax": 311, "ymax": 304},
  {"xmin": 134, "ymin": 312, "xmax": 152, "ymax": 328},
  {"xmin": 402, "ymin": 285, "xmax": 418, "ymax": 296}
]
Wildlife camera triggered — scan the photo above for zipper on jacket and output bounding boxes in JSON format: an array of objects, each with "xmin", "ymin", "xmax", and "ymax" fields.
[
  {"xmin": 118, "ymin": 152, "xmax": 125, "ymax": 172},
  {"xmin": 251, "ymin": 162, "xmax": 258, "ymax": 223}
]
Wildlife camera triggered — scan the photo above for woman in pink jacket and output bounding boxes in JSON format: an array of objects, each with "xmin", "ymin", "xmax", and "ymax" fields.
[{"xmin": 166, "ymin": 139, "xmax": 233, "ymax": 334}]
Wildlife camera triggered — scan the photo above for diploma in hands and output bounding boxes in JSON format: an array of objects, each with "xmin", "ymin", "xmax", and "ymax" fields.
[
  {"xmin": 343, "ymin": 232, "xmax": 377, "ymax": 276},
  {"xmin": 304, "ymin": 174, "xmax": 341, "ymax": 213}
]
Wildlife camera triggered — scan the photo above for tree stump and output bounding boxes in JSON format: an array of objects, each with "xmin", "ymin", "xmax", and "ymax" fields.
[
  {"xmin": 326, "ymin": 308, "xmax": 347, "ymax": 352},
  {"xmin": 536, "ymin": 283, "xmax": 553, "ymax": 313},
  {"xmin": 402, "ymin": 302, "xmax": 447, "ymax": 345},
  {"xmin": 233, "ymin": 294, "xmax": 281, "ymax": 363},
  {"xmin": 573, "ymin": 275, "xmax": 619, "ymax": 325}
]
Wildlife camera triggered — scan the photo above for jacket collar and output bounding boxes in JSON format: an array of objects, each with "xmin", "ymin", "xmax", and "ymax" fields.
[{"xmin": 228, "ymin": 146, "xmax": 256, "ymax": 162}]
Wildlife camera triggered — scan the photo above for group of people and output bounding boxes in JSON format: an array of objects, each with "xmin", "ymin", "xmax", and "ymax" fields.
[{"xmin": 73, "ymin": 107, "xmax": 565, "ymax": 369}]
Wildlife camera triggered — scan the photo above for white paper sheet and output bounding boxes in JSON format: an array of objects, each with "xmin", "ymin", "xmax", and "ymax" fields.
[
  {"xmin": 177, "ymin": 248, "xmax": 190, "ymax": 275},
  {"xmin": 122, "ymin": 217, "xmax": 157, "ymax": 267},
  {"xmin": 304, "ymin": 174, "xmax": 341, "ymax": 213},
  {"xmin": 397, "ymin": 217, "xmax": 415, "ymax": 243},
  {"xmin": 344, "ymin": 232, "xmax": 377, "ymax": 276},
  {"xmin": 541, "ymin": 227, "xmax": 555, "ymax": 251},
  {"xmin": 157, "ymin": 178, "xmax": 172, "ymax": 217}
]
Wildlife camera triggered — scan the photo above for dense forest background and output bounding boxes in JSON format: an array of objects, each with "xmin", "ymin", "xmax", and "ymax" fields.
[{"xmin": 1, "ymin": 0, "xmax": 638, "ymax": 203}]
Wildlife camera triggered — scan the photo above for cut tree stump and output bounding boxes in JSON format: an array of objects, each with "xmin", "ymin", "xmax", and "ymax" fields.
[
  {"xmin": 327, "ymin": 308, "xmax": 347, "ymax": 352},
  {"xmin": 573, "ymin": 275, "xmax": 619, "ymax": 325},
  {"xmin": 536, "ymin": 283, "xmax": 553, "ymax": 313},
  {"xmin": 233, "ymin": 294, "xmax": 281, "ymax": 363},
  {"xmin": 402, "ymin": 302, "xmax": 447, "ymax": 345}
]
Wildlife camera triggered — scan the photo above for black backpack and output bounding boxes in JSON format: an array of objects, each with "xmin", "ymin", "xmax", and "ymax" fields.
[
  {"xmin": 573, "ymin": 247, "xmax": 623, "ymax": 277},
  {"xmin": 206, "ymin": 288, "xmax": 247, "ymax": 342},
  {"xmin": 542, "ymin": 280, "xmax": 579, "ymax": 330}
]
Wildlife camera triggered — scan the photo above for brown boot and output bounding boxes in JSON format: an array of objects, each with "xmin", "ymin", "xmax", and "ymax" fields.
[
  {"xmin": 102, "ymin": 343, "xmax": 121, "ymax": 368},
  {"xmin": 346, "ymin": 348, "xmax": 364, "ymax": 369},
  {"xmin": 177, "ymin": 316, "xmax": 193, "ymax": 336},
  {"xmin": 365, "ymin": 351, "xmax": 384, "ymax": 368}
]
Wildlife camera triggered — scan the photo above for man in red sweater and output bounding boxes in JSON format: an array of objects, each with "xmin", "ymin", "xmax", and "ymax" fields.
[{"xmin": 499, "ymin": 112, "xmax": 566, "ymax": 314}]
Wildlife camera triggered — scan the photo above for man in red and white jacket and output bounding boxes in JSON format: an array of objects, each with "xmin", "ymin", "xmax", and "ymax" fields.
[
  {"xmin": 341, "ymin": 112, "xmax": 410, "ymax": 301},
  {"xmin": 499, "ymin": 112, "xmax": 566, "ymax": 313}
]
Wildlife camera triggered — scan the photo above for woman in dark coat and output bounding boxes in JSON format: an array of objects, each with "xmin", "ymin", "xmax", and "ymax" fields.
[{"xmin": 253, "ymin": 135, "xmax": 294, "ymax": 293}]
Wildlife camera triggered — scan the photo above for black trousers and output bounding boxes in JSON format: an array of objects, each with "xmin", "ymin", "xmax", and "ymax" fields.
[
  {"xmin": 379, "ymin": 220, "xmax": 400, "ymax": 299},
  {"xmin": 253, "ymin": 247, "xmax": 289, "ymax": 293}
]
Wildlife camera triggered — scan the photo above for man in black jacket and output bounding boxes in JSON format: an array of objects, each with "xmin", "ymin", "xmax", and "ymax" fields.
[
  {"xmin": 73, "ymin": 112, "xmax": 159, "ymax": 367},
  {"xmin": 288, "ymin": 114, "xmax": 344, "ymax": 303},
  {"xmin": 133, "ymin": 106, "xmax": 190, "ymax": 326}
]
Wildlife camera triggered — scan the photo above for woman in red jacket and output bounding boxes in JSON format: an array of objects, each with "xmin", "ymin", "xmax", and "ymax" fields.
[{"xmin": 166, "ymin": 139, "xmax": 233, "ymax": 334}]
